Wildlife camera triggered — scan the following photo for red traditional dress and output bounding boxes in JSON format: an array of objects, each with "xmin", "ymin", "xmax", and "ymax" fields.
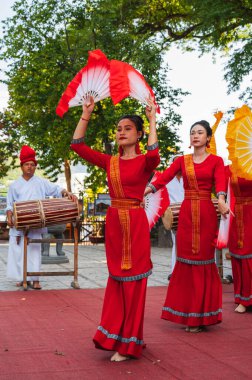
[
  {"xmin": 150, "ymin": 154, "xmax": 226, "ymax": 327},
  {"xmin": 71, "ymin": 139, "xmax": 159, "ymax": 358},
  {"xmin": 227, "ymin": 166, "xmax": 252, "ymax": 307}
]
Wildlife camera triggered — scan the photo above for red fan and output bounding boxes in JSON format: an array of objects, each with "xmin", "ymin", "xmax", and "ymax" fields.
[
  {"xmin": 110, "ymin": 60, "xmax": 160, "ymax": 113},
  {"xmin": 144, "ymin": 172, "xmax": 169, "ymax": 230},
  {"xmin": 56, "ymin": 50, "xmax": 111, "ymax": 117}
]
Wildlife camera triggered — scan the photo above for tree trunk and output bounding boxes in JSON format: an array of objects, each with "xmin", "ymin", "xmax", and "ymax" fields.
[
  {"xmin": 158, "ymin": 225, "xmax": 173, "ymax": 248},
  {"xmin": 64, "ymin": 159, "xmax": 72, "ymax": 192},
  {"xmin": 104, "ymin": 141, "xmax": 112, "ymax": 155}
]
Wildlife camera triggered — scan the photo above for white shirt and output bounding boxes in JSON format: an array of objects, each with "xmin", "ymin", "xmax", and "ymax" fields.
[{"xmin": 166, "ymin": 176, "xmax": 184, "ymax": 204}]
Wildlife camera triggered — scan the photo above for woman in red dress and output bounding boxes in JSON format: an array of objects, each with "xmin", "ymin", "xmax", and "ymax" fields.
[
  {"xmin": 71, "ymin": 97, "xmax": 159, "ymax": 360},
  {"xmin": 226, "ymin": 166, "xmax": 252, "ymax": 313},
  {"xmin": 145, "ymin": 120, "xmax": 229, "ymax": 333}
]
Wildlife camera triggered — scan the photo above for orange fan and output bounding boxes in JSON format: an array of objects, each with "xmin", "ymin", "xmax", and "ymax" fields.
[
  {"xmin": 206, "ymin": 111, "xmax": 223, "ymax": 155},
  {"xmin": 226, "ymin": 105, "xmax": 252, "ymax": 180},
  {"xmin": 56, "ymin": 50, "xmax": 111, "ymax": 117}
]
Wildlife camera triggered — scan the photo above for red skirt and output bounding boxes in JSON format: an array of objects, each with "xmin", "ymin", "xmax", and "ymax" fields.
[
  {"xmin": 161, "ymin": 260, "xmax": 222, "ymax": 326},
  {"xmin": 231, "ymin": 255, "xmax": 252, "ymax": 307},
  {"xmin": 93, "ymin": 277, "xmax": 147, "ymax": 358}
]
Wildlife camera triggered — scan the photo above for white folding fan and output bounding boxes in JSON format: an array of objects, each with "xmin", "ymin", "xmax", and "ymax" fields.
[
  {"xmin": 56, "ymin": 50, "xmax": 111, "ymax": 118},
  {"xmin": 145, "ymin": 172, "xmax": 169, "ymax": 230},
  {"xmin": 216, "ymin": 178, "xmax": 234, "ymax": 249}
]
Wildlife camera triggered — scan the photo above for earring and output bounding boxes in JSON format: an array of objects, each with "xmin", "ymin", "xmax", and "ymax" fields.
[{"xmin": 206, "ymin": 141, "xmax": 210, "ymax": 148}]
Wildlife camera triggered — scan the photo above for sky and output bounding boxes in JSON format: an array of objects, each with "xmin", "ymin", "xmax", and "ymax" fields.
[
  {"xmin": 0, "ymin": 0, "xmax": 250, "ymax": 161},
  {"xmin": 164, "ymin": 47, "xmax": 249, "ymax": 160},
  {"xmin": 0, "ymin": 0, "xmax": 14, "ymax": 110}
]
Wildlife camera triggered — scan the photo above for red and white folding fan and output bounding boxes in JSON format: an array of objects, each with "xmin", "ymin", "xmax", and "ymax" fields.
[
  {"xmin": 110, "ymin": 60, "xmax": 160, "ymax": 113},
  {"xmin": 56, "ymin": 50, "xmax": 111, "ymax": 117},
  {"xmin": 56, "ymin": 49, "xmax": 160, "ymax": 117},
  {"xmin": 144, "ymin": 172, "xmax": 169, "ymax": 230}
]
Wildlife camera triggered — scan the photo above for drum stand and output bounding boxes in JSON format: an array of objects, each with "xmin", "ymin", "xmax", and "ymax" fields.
[{"xmin": 22, "ymin": 223, "xmax": 80, "ymax": 290}]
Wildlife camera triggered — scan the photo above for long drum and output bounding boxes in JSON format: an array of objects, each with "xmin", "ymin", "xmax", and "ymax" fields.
[
  {"xmin": 13, "ymin": 198, "xmax": 80, "ymax": 230},
  {"xmin": 162, "ymin": 199, "xmax": 221, "ymax": 231}
]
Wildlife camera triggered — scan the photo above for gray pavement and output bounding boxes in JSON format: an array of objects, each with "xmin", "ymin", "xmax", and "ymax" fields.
[{"xmin": 0, "ymin": 240, "xmax": 232, "ymax": 291}]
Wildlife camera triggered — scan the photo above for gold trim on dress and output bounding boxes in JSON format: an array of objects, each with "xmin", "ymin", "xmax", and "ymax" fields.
[
  {"xmin": 110, "ymin": 156, "xmax": 133, "ymax": 270},
  {"xmin": 111, "ymin": 199, "xmax": 141, "ymax": 209},
  {"xmin": 110, "ymin": 156, "xmax": 124, "ymax": 198},
  {"xmin": 230, "ymin": 169, "xmax": 252, "ymax": 248},
  {"xmin": 184, "ymin": 155, "xmax": 201, "ymax": 255}
]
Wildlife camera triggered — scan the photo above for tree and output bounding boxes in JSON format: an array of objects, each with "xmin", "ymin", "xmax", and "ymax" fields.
[
  {"xmin": 0, "ymin": 110, "xmax": 21, "ymax": 178},
  {"xmin": 0, "ymin": 0, "xmax": 185, "ymax": 192},
  {"xmin": 113, "ymin": 0, "xmax": 252, "ymax": 101}
]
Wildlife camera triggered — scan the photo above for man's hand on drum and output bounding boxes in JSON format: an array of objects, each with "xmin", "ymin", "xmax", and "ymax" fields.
[
  {"xmin": 61, "ymin": 190, "xmax": 78, "ymax": 202},
  {"xmin": 6, "ymin": 211, "xmax": 14, "ymax": 227}
]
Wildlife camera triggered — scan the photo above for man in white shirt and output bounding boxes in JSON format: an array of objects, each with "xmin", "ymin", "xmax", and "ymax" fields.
[
  {"xmin": 6, "ymin": 145, "xmax": 74, "ymax": 289},
  {"xmin": 166, "ymin": 154, "xmax": 184, "ymax": 279}
]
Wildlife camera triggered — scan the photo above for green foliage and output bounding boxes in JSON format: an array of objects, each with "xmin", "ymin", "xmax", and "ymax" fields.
[
  {"xmin": 0, "ymin": 0, "xmax": 184, "ymax": 191},
  {"xmin": 118, "ymin": 0, "xmax": 252, "ymax": 99},
  {"xmin": 3, "ymin": 0, "xmax": 250, "ymax": 191},
  {"xmin": 224, "ymin": 41, "xmax": 252, "ymax": 105},
  {"xmin": 0, "ymin": 110, "xmax": 21, "ymax": 178},
  {"xmin": 122, "ymin": 0, "xmax": 252, "ymax": 47}
]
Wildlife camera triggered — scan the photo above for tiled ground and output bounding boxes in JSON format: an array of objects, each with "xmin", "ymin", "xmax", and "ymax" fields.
[{"xmin": 0, "ymin": 241, "xmax": 232, "ymax": 291}]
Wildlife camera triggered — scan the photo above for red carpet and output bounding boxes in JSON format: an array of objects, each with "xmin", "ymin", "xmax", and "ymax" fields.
[{"xmin": 0, "ymin": 285, "xmax": 251, "ymax": 380}]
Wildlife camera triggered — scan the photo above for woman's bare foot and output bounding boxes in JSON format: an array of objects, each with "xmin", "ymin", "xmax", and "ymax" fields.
[
  {"xmin": 110, "ymin": 352, "xmax": 130, "ymax": 362},
  {"xmin": 235, "ymin": 304, "xmax": 246, "ymax": 313},
  {"xmin": 32, "ymin": 281, "xmax": 42, "ymax": 290},
  {"xmin": 187, "ymin": 326, "xmax": 203, "ymax": 333}
]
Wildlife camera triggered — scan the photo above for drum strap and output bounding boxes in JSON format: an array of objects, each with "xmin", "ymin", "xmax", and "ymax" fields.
[
  {"xmin": 231, "ymin": 171, "xmax": 252, "ymax": 248},
  {"xmin": 184, "ymin": 154, "xmax": 201, "ymax": 254},
  {"xmin": 38, "ymin": 200, "xmax": 46, "ymax": 228},
  {"xmin": 110, "ymin": 156, "xmax": 132, "ymax": 270}
]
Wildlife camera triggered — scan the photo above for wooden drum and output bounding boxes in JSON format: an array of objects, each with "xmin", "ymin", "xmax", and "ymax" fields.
[
  {"xmin": 162, "ymin": 199, "xmax": 221, "ymax": 231},
  {"xmin": 13, "ymin": 198, "xmax": 80, "ymax": 230}
]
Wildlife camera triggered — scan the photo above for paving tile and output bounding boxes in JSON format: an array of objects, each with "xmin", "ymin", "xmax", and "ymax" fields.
[{"xmin": 0, "ymin": 241, "xmax": 232, "ymax": 291}]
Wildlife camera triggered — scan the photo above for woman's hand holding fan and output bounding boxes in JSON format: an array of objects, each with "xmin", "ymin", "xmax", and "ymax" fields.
[
  {"xmin": 145, "ymin": 96, "xmax": 157, "ymax": 122},
  {"xmin": 81, "ymin": 96, "xmax": 95, "ymax": 121}
]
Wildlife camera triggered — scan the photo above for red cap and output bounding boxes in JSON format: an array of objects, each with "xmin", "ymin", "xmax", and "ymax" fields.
[{"xmin": 20, "ymin": 145, "xmax": 37, "ymax": 165}]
